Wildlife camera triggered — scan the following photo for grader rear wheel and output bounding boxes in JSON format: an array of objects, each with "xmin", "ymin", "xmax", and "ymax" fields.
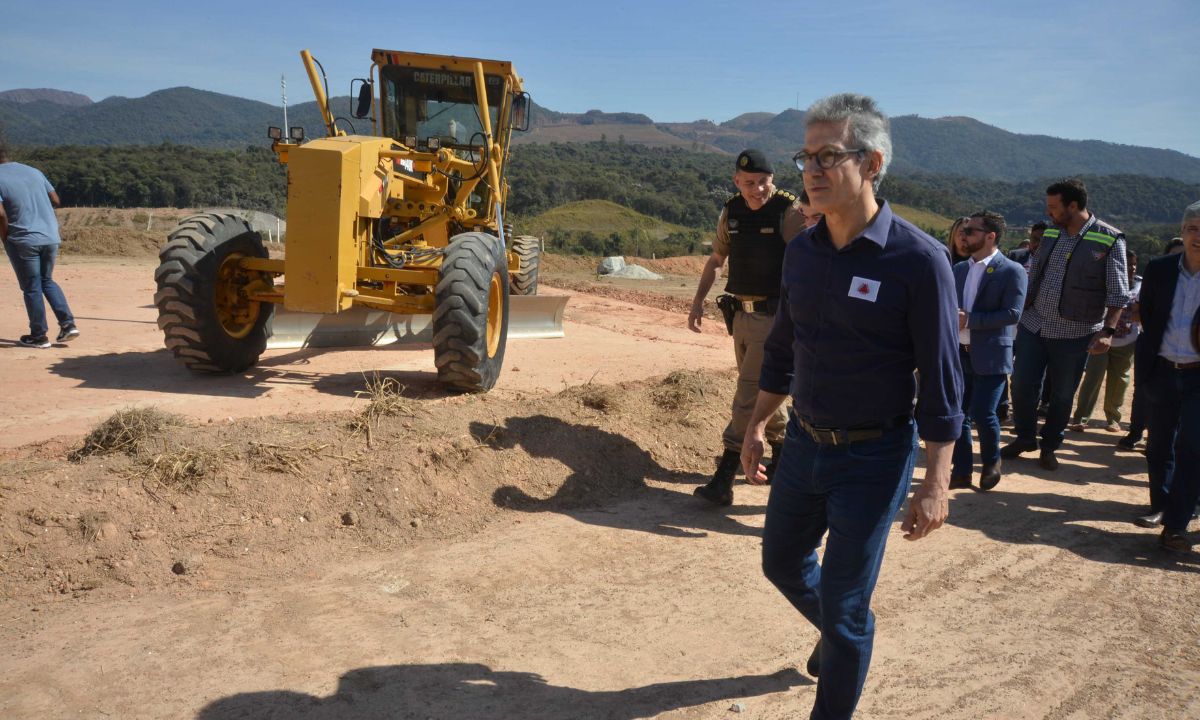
[
  {"xmin": 509, "ymin": 234, "xmax": 541, "ymax": 296},
  {"xmin": 154, "ymin": 213, "xmax": 273, "ymax": 373},
  {"xmin": 433, "ymin": 232, "xmax": 509, "ymax": 392}
]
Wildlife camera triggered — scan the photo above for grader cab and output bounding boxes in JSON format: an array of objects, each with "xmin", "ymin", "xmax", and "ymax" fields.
[{"xmin": 153, "ymin": 49, "xmax": 563, "ymax": 392}]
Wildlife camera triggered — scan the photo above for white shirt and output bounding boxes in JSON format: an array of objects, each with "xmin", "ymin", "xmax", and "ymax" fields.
[
  {"xmin": 1159, "ymin": 258, "xmax": 1200, "ymax": 364},
  {"xmin": 960, "ymin": 248, "xmax": 1000, "ymax": 345}
]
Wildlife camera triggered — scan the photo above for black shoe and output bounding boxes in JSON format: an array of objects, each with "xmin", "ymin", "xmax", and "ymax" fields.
[
  {"xmin": 1038, "ymin": 449, "xmax": 1059, "ymax": 471},
  {"xmin": 1037, "ymin": 403, "xmax": 1049, "ymax": 418},
  {"xmin": 1000, "ymin": 439, "xmax": 1038, "ymax": 459},
  {"xmin": 1117, "ymin": 433, "xmax": 1141, "ymax": 451},
  {"xmin": 806, "ymin": 639, "xmax": 821, "ymax": 678},
  {"xmin": 694, "ymin": 450, "xmax": 739, "ymax": 506},
  {"xmin": 979, "ymin": 462, "xmax": 1002, "ymax": 491},
  {"xmin": 1159, "ymin": 529, "xmax": 1194, "ymax": 554},
  {"xmin": 763, "ymin": 442, "xmax": 783, "ymax": 486},
  {"xmin": 948, "ymin": 474, "xmax": 972, "ymax": 490},
  {"xmin": 1134, "ymin": 511, "xmax": 1163, "ymax": 528},
  {"xmin": 56, "ymin": 323, "xmax": 80, "ymax": 343},
  {"xmin": 19, "ymin": 334, "xmax": 51, "ymax": 349},
  {"xmin": 997, "ymin": 405, "xmax": 1010, "ymax": 422}
]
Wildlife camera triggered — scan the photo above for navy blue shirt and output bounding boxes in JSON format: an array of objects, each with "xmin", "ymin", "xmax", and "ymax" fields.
[{"xmin": 760, "ymin": 201, "xmax": 964, "ymax": 442}]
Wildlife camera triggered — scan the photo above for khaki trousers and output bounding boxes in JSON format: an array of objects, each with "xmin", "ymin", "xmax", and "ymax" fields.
[
  {"xmin": 722, "ymin": 310, "xmax": 787, "ymax": 451},
  {"xmin": 1071, "ymin": 341, "xmax": 1136, "ymax": 424}
]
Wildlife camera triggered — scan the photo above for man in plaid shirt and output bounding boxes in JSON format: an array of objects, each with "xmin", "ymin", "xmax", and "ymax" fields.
[{"xmin": 1002, "ymin": 178, "xmax": 1130, "ymax": 470}]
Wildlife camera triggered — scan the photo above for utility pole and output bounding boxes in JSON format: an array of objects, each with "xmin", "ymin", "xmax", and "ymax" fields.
[{"xmin": 281, "ymin": 75, "xmax": 288, "ymax": 132}]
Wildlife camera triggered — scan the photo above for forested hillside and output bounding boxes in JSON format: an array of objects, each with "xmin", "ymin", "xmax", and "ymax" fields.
[
  {"xmin": 9, "ymin": 141, "xmax": 1193, "ymax": 258},
  {"xmin": 4, "ymin": 86, "xmax": 1200, "ymax": 182}
]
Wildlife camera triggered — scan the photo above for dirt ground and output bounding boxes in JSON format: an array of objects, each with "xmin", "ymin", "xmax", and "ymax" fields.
[{"xmin": 1, "ymin": 244, "xmax": 1198, "ymax": 719}]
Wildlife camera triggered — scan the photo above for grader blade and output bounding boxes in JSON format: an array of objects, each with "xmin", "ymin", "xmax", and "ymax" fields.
[{"xmin": 265, "ymin": 295, "xmax": 567, "ymax": 350}]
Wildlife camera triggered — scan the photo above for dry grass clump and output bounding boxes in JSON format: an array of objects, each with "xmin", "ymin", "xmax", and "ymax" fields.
[
  {"xmin": 247, "ymin": 441, "xmax": 328, "ymax": 475},
  {"xmin": 651, "ymin": 370, "xmax": 709, "ymax": 411},
  {"xmin": 349, "ymin": 374, "xmax": 418, "ymax": 439},
  {"xmin": 70, "ymin": 407, "xmax": 184, "ymax": 461},
  {"xmin": 143, "ymin": 446, "xmax": 230, "ymax": 492},
  {"xmin": 559, "ymin": 383, "xmax": 620, "ymax": 412}
]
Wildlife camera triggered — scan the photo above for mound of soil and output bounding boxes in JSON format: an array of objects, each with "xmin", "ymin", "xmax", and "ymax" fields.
[{"xmin": 0, "ymin": 370, "xmax": 735, "ymax": 602}]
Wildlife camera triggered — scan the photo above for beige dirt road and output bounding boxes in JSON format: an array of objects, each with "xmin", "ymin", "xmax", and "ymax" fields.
[
  {"xmin": 1, "ymin": 257, "xmax": 1198, "ymax": 720},
  {"xmin": 0, "ymin": 256, "xmax": 729, "ymax": 449}
]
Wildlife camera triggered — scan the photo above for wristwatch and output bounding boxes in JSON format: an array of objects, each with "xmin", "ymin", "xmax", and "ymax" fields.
[{"xmin": 1102, "ymin": 326, "xmax": 1117, "ymax": 337}]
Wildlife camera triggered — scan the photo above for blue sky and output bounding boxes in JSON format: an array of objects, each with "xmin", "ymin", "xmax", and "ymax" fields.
[{"xmin": 4, "ymin": 0, "xmax": 1198, "ymax": 157}]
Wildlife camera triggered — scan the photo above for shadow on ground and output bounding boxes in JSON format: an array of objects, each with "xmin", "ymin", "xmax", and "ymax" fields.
[
  {"xmin": 473, "ymin": 415, "xmax": 764, "ymax": 539},
  {"xmin": 195, "ymin": 662, "xmax": 807, "ymax": 720},
  {"xmin": 949, "ymin": 427, "xmax": 1199, "ymax": 573},
  {"xmin": 46, "ymin": 345, "xmax": 444, "ymax": 400}
]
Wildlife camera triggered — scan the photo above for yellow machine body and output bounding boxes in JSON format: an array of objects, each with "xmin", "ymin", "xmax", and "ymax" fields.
[{"xmin": 155, "ymin": 48, "xmax": 557, "ymax": 389}]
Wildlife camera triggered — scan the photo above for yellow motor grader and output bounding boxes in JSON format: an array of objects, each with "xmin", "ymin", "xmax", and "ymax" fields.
[{"xmin": 153, "ymin": 49, "xmax": 563, "ymax": 391}]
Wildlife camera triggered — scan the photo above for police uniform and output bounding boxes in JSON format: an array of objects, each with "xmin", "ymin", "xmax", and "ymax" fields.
[{"xmin": 695, "ymin": 149, "xmax": 805, "ymax": 506}]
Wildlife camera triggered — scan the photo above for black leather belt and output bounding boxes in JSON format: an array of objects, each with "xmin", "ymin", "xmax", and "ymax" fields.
[
  {"xmin": 735, "ymin": 297, "xmax": 779, "ymax": 313},
  {"xmin": 1160, "ymin": 357, "xmax": 1200, "ymax": 370},
  {"xmin": 795, "ymin": 413, "xmax": 912, "ymax": 446}
]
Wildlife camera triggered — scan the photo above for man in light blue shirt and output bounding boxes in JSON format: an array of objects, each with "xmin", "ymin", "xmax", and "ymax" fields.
[
  {"xmin": 1136, "ymin": 200, "xmax": 1200, "ymax": 553},
  {"xmin": 0, "ymin": 141, "xmax": 78, "ymax": 348}
]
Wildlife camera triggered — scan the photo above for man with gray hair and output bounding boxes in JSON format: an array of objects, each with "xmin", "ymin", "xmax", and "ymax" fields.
[
  {"xmin": 1134, "ymin": 200, "xmax": 1200, "ymax": 552},
  {"xmin": 741, "ymin": 93, "xmax": 961, "ymax": 718}
]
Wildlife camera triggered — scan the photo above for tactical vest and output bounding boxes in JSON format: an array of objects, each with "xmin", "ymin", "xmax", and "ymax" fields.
[
  {"xmin": 1026, "ymin": 220, "xmax": 1122, "ymax": 323},
  {"xmin": 723, "ymin": 189, "xmax": 796, "ymax": 297}
]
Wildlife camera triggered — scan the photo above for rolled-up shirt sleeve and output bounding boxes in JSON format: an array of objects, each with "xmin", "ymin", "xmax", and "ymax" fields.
[
  {"xmin": 910, "ymin": 250, "xmax": 964, "ymax": 442},
  {"xmin": 759, "ymin": 269, "xmax": 795, "ymax": 396}
]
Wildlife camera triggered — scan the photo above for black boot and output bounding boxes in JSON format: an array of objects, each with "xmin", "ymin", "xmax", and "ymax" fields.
[
  {"xmin": 763, "ymin": 442, "xmax": 783, "ymax": 485},
  {"xmin": 694, "ymin": 449, "xmax": 739, "ymax": 506}
]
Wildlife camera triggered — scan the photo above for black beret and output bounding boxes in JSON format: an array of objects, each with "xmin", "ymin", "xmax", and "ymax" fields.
[{"xmin": 735, "ymin": 149, "xmax": 773, "ymax": 174}]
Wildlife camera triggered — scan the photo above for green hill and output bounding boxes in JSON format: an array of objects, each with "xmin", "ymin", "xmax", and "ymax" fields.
[
  {"xmin": 517, "ymin": 199, "xmax": 693, "ymax": 239},
  {"xmin": 890, "ymin": 203, "xmax": 954, "ymax": 234}
]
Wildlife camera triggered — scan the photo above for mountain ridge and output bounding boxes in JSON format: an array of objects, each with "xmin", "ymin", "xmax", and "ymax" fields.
[{"xmin": 2, "ymin": 86, "xmax": 1198, "ymax": 183}]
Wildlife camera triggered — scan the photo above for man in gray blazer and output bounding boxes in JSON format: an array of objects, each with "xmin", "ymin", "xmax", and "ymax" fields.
[{"xmin": 951, "ymin": 211, "xmax": 1028, "ymax": 490}]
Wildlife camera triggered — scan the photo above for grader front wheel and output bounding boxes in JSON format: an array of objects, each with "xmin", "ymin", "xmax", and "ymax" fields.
[
  {"xmin": 154, "ymin": 213, "xmax": 273, "ymax": 373},
  {"xmin": 433, "ymin": 232, "xmax": 510, "ymax": 392}
]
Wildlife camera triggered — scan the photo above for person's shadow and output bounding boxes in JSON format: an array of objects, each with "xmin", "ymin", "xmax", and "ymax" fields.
[
  {"xmin": 195, "ymin": 662, "xmax": 807, "ymax": 720},
  {"xmin": 471, "ymin": 415, "xmax": 764, "ymax": 538},
  {"xmin": 948, "ymin": 488, "xmax": 1200, "ymax": 573}
]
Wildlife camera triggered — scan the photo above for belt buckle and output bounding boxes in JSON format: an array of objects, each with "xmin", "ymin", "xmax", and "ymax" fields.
[{"xmin": 740, "ymin": 300, "xmax": 755, "ymax": 313}]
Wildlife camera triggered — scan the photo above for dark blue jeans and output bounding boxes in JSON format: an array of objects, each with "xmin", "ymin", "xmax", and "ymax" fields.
[
  {"xmin": 1145, "ymin": 364, "xmax": 1200, "ymax": 529},
  {"xmin": 5, "ymin": 242, "xmax": 73, "ymax": 337},
  {"xmin": 1011, "ymin": 326, "xmax": 1092, "ymax": 451},
  {"xmin": 1126, "ymin": 337, "xmax": 1147, "ymax": 440},
  {"xmin": 762, "ymin": 411, "xmax": 917, "ymax": 720},
  {"xmin": 953, "ymin": 350, "xmax": 1007, "ymax": 477}
]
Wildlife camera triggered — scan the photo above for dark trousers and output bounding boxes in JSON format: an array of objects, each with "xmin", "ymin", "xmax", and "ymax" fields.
[
  {"xmin": 953, "ymin": 350, "xmax": 1007, "ymax": 477},
  {"xmin": 762, "ymin": 412, "xmax": 917, "ymax": 720},
  {"xmin": 5, "ymin": 242, "xmax": 74, "ymax": 337},
  {"xmin": 1011, "ymin": 326, "xmax": 1092, "ymax": 451},
  {"xmin": 1145, "ymin": 363, "xmax": 1200, "ymax": 528},
  {"xmin": 1126, "ymin": 338, "xmax": 1147, "ymax": 440}
]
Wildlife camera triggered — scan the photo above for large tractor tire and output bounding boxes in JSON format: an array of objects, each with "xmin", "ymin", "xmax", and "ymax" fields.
[
  {"xmin": 154, "ymin": 213, "xmax": 273, "ymax": 374},
  {"xmin": 433, "ymin": 232, "xmax": 510, "ymax": 392},
  {"xmin": 509, "ymin": 234, "xmax": 541, "ymax": 296}
]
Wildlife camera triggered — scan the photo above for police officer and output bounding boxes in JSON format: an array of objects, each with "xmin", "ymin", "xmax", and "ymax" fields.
[{"xmin": 688, "ymin": 149, "xmax": 805, "ymax": 506}]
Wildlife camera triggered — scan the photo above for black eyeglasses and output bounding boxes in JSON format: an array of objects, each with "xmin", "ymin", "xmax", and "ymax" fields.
[
  {"xmin": 793, "ymin": 147, "xmax": 866, "ymax": 171},
  {"xmin": 960, "ymin": 227, "xmax": 989, "ymax": 236}
]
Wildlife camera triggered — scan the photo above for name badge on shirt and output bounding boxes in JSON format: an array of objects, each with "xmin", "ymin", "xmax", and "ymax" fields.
[{"xmin": 849, "ymin": 276, "xmax": 881, "ymax": 302}]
